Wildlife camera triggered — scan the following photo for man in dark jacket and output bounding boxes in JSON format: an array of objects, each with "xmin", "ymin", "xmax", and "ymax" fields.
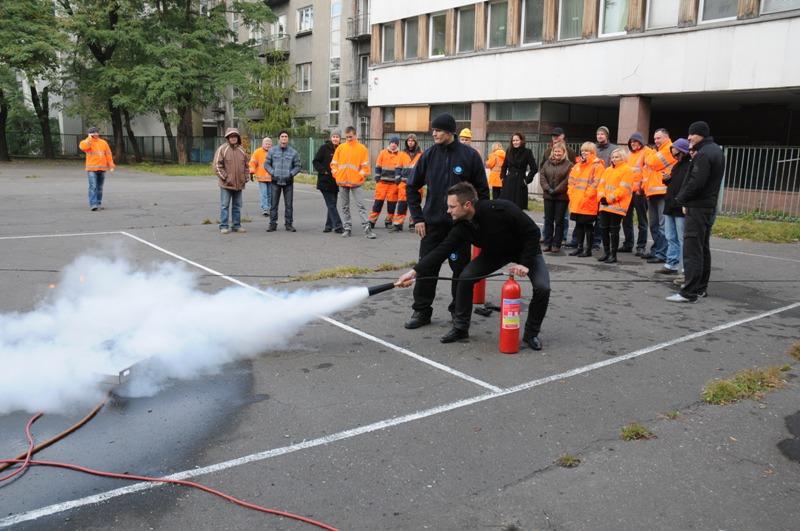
[
  {"xmin": 265, "ymin": 131, "xmax": 302, "ymax": 232},
  {"xmin": 667, "ymin": 121, "xmax": 725, "ymax": 303},
  {"xmin": 396, "ymin": 182, "xmax": 550, "ymax": 350},
  {"xmin": 405, "ymin": 113, "xmax": 490, "ymax": 329},
  {"xmin": 312, "ymin": 131, "xmax": 344, "ymax": 233}
]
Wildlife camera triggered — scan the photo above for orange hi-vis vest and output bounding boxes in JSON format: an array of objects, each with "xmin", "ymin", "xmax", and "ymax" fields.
[
  {"xmin": 486, "ymin": 149, "xmax": 506, "ymax": 188},
  {"xmin": 248, "ymin": 147, "xmax": 271, "ymax": 182},
  {"xmin": 79, "ymin": 136, "xmax": 115, "ymax": 172},
  {"xmin": 568, "ymin": 154, "xmax": 605, "ymax": 216},
  {"xmin": 398, "ymin": 149, "xmax": 422, "ymax": 182},
  {"xmin": 643, "ymin": 141, "xmax": 676, "ymax": 197},
  {"xmin": 331, "ymin": 139, "xmax": 370, "ymax": 187},
  {"xmin": 375, "ymin": 148, "xmax": 402, "ymax": 182},
  {"xmin": 598, "ymin": 162, "xmax": 635, "ymax": 216},
  {"xmin": 627, "ymin": 146, "xmax": 653, "ymax": 194}
]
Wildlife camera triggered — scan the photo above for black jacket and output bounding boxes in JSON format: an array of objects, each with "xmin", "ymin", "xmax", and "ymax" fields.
[
  {"xmin": 664, "ymin": 156, "xmax": 689, "ymax": 217},
  {"xmin": 500, "ymin": 146, "xmax": 538, "ymax": 210},
  {"xmin": 407, "ymin": 139, "xmax": 490, "ymax": 226},
  {"xmin": 676, "ymin": 137, "xmax": 724, "ymax": 209},
  {"xmin": 312, "ymin": 141, "xmax": 338, "ymax": 193},
  {"xmin": 414, "ymin": 200, "xmax": 542, "ymax": 275}
]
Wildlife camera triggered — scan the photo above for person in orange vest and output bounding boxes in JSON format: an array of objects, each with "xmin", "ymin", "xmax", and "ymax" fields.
[
  {"xmin": 485, "ymin": 142, "xmax": 505, "ymax": 199},
  {"xmin": 79, "ymin": 126, "xmax": 115, "ymax": 211},
  {"xmin": 620, "ymin": 132, "xmax": 652, "ymax": 255},
  {"xmin": 597, "ymin": 147, "xmax": 635, "ymax": 264},
  {"xmin": 369, "ymin": 136, "xmax": 402, "ymax": 229},
  {"xmin": 567, "ymin": 142, "xmax": 605, "ymax": 257},
  {"xmin": 641, "ymin": 128, "xmax": 676, "ymax": 264},
  {"xmin": 393, "ymin": 133, "xmax": 423, "ymax": 232},
  {"xmin": 248, "ymin": 137, "xmax": 272, "ymax": 217},
  {"xmin": 331, "ymin": 126, "xmax": 376, "ymax": 239}
]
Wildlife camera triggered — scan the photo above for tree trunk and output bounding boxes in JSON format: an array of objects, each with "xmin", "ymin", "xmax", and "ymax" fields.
[
  {"xmin": 122, "ymin": 109, "xmax": 142, "ymax": 162},
  {"xmin": 176, "ymin": 105, "xmax": 193, "ymax": 165},
  {"xmin": 107, "ymin": 100, "xmax": 127, "ymax": 164},
  {"xmin": 28, "ymin": 82, "xmax": 55, "ymax": 159},
  {"xmin": 0, "ymin": 88, "xmax": 10, "ymax": 161},
  {"xmin": 159, "ymin": 108, "xmax": 178, "ymax": 162}
]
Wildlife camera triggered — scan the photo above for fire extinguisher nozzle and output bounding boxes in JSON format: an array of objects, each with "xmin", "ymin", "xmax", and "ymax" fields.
[{"xmin": 367, "ymin": 282, "xmax": 396, "ymax": 297}]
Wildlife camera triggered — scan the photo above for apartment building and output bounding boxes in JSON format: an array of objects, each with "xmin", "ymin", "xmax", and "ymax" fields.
[{"xmin": 368, "ymin": 0, "xmax": 800, "ymax": 147}]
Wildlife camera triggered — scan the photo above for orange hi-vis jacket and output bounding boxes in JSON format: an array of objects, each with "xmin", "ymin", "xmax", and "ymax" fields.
[
  {"xmin": 627, "ymin": 146, "xmax": 653, "ymax": 194},
  {"xmin": 248, "ymin": 147, "xmax": 271, "ymax": 182},
  {"xmin": 486, "ymin": 148, "xmax": 506, "ymax": 188},
  {"xmin": 375, "ymin": 148, "xmax": 402, "ymax": 182},
  {"xmin": 331, "ymin": 139, "xmax": 370, "ymax": 187},
  {"xmin": 598, "ymin": 161, "xmax": 635, "ymax": 216},
  {"xmin": 79, "ymin": 136, "xmax": 115, "ymax": 172},
  {"xmin": 567, "ymin": 154, "xmax": 605, "ymax": 216},
  {"xmin": 398, "ymin": 149, "xmax": 422, "ymax": 182},
  {"xmin": 643, "ymin": 141, "xmax": 676, "ymax": 197}
]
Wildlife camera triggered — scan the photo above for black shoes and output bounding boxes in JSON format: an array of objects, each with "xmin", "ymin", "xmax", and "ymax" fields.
[
  {"xmin": 404, "ymin": 311, "xmax": 432, "ymax": 329},
  {"xmin": 323, "ymin": 227, "xmax": 332, "ymax": 233},
  {"xmin": 524, "ymin": 336, "xmax": 543, "ymax": 350},
  {"xmin": 568, "ymin": 248, "xmax": 583, "ymax": 256},
  {"xmin": 334, "ymin": 227, "xmax": 345, "ymax": 234},
  {"xmin": 618, "ymin": 246, "xmax": 633, "ymax": 253},
  {"xmin": 266, "ymin": 225, "xmax": 277, "ymax": 232},
  {"xmin": 603, "ymin": 255, "xmax": 618, "ymax": 263},
  {"xmin": 646, "ymin": 257, "xmax": 665, "ymax": 264},
  {"xmin": 285, "ymin": 225, "xmax": 296, "ymax": 232},
  {"xmin": 440, "ymin": 328, "xmax": 469, "ymax": 343},
  {"xmin": 578, "ymin": 249, "xmax": 592, "ymax": 257},
  {"xmin": 597, "ymin": 253, "xmax": 610, "ymax": 262}
]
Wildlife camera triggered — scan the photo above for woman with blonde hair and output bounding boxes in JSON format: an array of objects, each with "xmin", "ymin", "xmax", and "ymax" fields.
[
  {"xmin": 539, "ymin": 141, "xmax": 573, "ymax": 253},
  {"xmin": 596, "ymin": 147, "xmax": 635, "ymax": 264},
  {"xmin": 567, "ymin": 142, "xmax": 605, "ymax": 257},
  {"xmin": 485, "ymin": 142, "xmax": 506, "ymax": 200}
]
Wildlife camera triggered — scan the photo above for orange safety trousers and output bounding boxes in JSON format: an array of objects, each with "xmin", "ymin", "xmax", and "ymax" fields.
[
  {"xmin": 392, "ymin": 182, "xmax": 426, "ymax": 227},
  {"xmin": 370, "ymin": 181, "xmax": 399, "ymax": 224}
]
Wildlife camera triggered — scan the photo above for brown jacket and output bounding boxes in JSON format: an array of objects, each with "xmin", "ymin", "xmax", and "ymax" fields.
[
  {"xmin": 539, "ymin": 157, "xmax": 573, "ymax": 201},
  {"xmin": 214, "ymin": 143, "xmax": 249, "ymax": 191}
]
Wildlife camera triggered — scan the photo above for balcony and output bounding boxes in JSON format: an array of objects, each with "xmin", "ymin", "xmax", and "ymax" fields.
[
  {"xmin": 344, "ymin": 80, "xmax": 368, "ymax": 103},
  {"xmin": 264, "ymin": 0, "xmax": 288, "ymax": 6},
  {"xmin": 255, "ymin": 34, "xmax": 290, "ymax": 61},
  {"xmin": 346, "ymin": 13, "xmax": 371, "ymax": 41}
]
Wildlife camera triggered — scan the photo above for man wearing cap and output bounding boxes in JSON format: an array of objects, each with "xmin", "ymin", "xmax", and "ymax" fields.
[
  {"xmin": 595, "ymin": 126, "xmax": 617, "ymax": 166},
  {"xmin": 667, "ymin": 121, "xmax": 724, "ymax": 303},
  {"xmin": 620, "ymin": 132, "xmax": 651, "ymax": 255},
  {"xmin": 213, "ymin": 128, "xmax": 250, "ymax": 234},
  {"xmin": 405, "ymin": 113, "xmax": 490, "ymax": 329},
  {"xmin": 370, "ymin": 136, "xmax": 403, "ymax": 229},
  {"xmin": 458, "ymin": 128, "xmax": 482, "ymax": 156},
  {"xmin": 79, "ymin": 127, "xmax": 115, "ymax": 211}
]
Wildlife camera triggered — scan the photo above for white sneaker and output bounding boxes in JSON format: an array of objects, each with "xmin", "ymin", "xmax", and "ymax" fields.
[
  {"xmin": 365, "ymin": 228, "xmax": 377, "ymax": 239},
  {"xmin": 220, "ymin": 228, "xmax": 230, "ymax": 234},
  {"xmin": 666, "ymin": 293, "xmax": 696, "ymax": 303}
]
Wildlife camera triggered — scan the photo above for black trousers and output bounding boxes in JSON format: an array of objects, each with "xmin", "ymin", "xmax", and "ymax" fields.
[
  {"xmin": 599, "ymin": 211, "xmax": 624, "ymax": 255},
  {"xmin": 453, "ymin": 253, "xmax": 550, "ymax": 338},
  {"xmin": 412, "ymin": 224, "xmax": 470, "ymax": 314},
  {"xmin": 491, "ymin": 187, "xmax": 502, "ymax": 200},
  {"xmin": 572, "ymin": 220, "xmax": 596, "ymax": 250},
  {"xmin": 270, "ymin": 183, "xmax": 293, "ymax": 227},
  {"xmin": 681, "ymin": 207, "xmax": 715, "ymax": 300},
  {"xmin": 543, "ymin": 199, "xmax": 568, "ymax": 247},
  {"xmin": 622, "ymin": 193, "xmax": 648, "ymax": 250}
]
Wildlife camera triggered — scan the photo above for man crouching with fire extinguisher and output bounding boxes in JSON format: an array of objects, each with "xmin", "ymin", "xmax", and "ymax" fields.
[{"xmin": 396, "ymin": 182, "xmax": 551, "ymax": 350}]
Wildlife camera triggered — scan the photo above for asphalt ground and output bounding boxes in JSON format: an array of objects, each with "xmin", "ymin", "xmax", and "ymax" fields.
[{"xmin": 1, "ymin": 161, "xmax": 799, "ymax": 530}]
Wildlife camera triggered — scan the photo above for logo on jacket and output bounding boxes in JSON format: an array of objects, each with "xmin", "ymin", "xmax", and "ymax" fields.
[
  {"xmin": 449, "ymin": 252, "xmax": 459, "ymax": 261},
  {"xmin": 453, "ymin": 165, "xmax": 463, "ymax": 175}
]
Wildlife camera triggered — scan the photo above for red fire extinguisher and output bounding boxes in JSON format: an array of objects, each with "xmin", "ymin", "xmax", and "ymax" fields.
[
  {"xmin": 499, "ymin": 275, "xmax": 521, "ymax": 354},
  {"xmin": 472, "ymin": 246, "xmax": 485, "ymax": 304}
]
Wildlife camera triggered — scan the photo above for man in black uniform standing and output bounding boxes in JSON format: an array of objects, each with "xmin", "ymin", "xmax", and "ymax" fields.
[
  {"xmin": 397, "ymin": 182, "xmax": 551, "ymax": 350},
  {"xmin": 404, "ymin": 114, "xmax": 490, "ymax": 329}
]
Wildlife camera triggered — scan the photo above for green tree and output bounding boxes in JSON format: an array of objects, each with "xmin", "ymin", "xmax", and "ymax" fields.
[
  {"xmin": 0, "ymin": 0, "xmax": 66, "ymax": 159},
  {"xmin": 234, "ymin": 52, "xmax": 296, "ymax": 138},
  {"xmin": 0, "ymin": 67, "xmax": 21, "ymax": 161}
]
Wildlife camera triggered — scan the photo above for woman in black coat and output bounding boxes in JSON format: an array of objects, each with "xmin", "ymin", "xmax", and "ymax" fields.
[
  {"xmin": 500, "ymin": 132, "xmax": 538, "ymax": 210},
  {"xmin": 312, "ymin": 132, "xmax": 344, "ymax": 233}
]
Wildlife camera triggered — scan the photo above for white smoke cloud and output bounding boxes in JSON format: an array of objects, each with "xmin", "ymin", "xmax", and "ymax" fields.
[{"xmin": 0, "ymin": 255, "xmax": 368, "ymax": 415}]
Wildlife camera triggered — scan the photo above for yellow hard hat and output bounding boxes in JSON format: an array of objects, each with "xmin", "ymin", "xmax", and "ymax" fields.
[{"xmin": 459, "ymin": 128, "xmax": 472, "ymax": 139}]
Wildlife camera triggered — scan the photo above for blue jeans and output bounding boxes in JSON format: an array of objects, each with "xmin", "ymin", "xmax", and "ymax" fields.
[
  {"xmin": 219, "ymin": 188, "xmax": 243, "ymax": 229},
  {"xmin": 270, "ymin": 183, "xmax": 293, "ymax": 227},
  {"xmin": 647, "ymin": 196, "xmax": 667, "ymax": 260},
  {"xmin": 257, "ymin": 181, "xmax": 272, "ymax": 213},
  {"xmin": 87, "ymin": 171, "xmax": 106, "ymax": 207},
  {"xmin": 664, "ymin": 214, "xmax": 684, "ymax": 270}
]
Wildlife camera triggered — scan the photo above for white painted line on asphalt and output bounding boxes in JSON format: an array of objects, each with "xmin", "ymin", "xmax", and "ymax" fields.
[
  {"xmin": 4, "ymin": 300, "xmax": 798, "ymax": 528},
  {"xmin": 119, "ymin": 231, "xmax": 502, "ymax": 393},
  {"xmin": 0, "ymin": 231, "xmax": 122, "ymax": 240},
  {"xmin": 710, "ymin": 247, "xmax": 800, "ymax": 264}
]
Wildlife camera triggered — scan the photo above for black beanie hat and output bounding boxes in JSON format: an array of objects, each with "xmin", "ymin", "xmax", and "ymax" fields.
[
  {"xmin": 431, "ymin": 113, "xmax": 457, "ymax": 134},
  {"xmin": 688, "ymin": 121, "xmax": 710, "ymax": 137}
]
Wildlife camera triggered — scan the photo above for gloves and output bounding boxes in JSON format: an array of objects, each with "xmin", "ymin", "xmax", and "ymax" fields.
[
  {"xmin": 395, "ymin": 176, "xmax": 402, "ymax": 184},
  {"xmin": 375, "ymin": 174, "xmax": 380, "ymax": 182},
  {"xmin": 599, "ymin": 197, "xmax": 608, "ymax": 206},
  {"xmin": 548, "ymin": 187, "xmax": 555, "ymax": 195}
]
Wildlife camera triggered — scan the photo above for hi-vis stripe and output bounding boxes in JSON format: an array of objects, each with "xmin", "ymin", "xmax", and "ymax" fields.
[{"xmin": 655, "ymin": 152, "xmax": 674, "ymax": 170}]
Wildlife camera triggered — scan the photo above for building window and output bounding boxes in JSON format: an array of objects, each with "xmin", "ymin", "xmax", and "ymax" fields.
[
  {"xmin": 429, "ymin": 13, "xmax": 446, "ymax": 57},
  {"xmin": 599, "ymin": 0, "xmax": 629, "ymax": 36},
  {"xmin": 249, "ymin": 23, "xmax": 264, "ymax": 43},
  {"xmin": 382, "ymin": 23, "xmax": 395, "ymax": 62},
  {"xmin": 558, "ymin": 0, "xmax": 583, "ymax": 40},
  {"xmin": 273, "ymin": 14, "xmax": 287, "ymax": 36},
  {"xmin": 699, "ymin": 0, "xmax": 738, "ymax": 21},
  {"xmin": 405, "ymin": 18, "xmax": 418, "ymax": 59},
  {"xmin": 231, "ymin": 12, "xmax": 239, "ymax": 42},
  {"xmin": 646, "ymin": 0, "xmax": 680, "ymax": 29},
  {"xmin": 430, "ymin": 104, "xmax": 471, "ymax": 121},
  {"xmin": 297, "ymin": 6, "xmax": 313, "ymax": 33},
  {"xmin": 761, "ymin": 0, "xmax": 800, "ymax": 12},
  {"xmin": 489, "ymin": 101, "xmax": 541, "ymax": 121},
  {"xmin": 384, "ymin": 107, "xmax": 395, "ymax": 123},
  {"xmin": 522, "ymin": 0, "xmax": 544, "ymax": 44},
  {"xmin": 457, "ymin": 7, "xmax": 475, "ymax": 53},
  {"xmin": 296, "ymin": 63, "xmax": 311, "ymax": 92},
  {"xmin": 359, "ymin": 54, "xmax": 369, "ymax": 84},
  {"xmin": 329, "ymin": 1, "xmax": 342, "ymax": 127},
  {"xmin": 487, "ymin": 1, "xmax": 508, "ymax": 49}
]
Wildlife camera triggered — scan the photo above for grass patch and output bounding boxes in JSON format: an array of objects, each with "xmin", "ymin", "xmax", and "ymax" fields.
[
  {"xmin": 126, "ymin": 162, "xmax": 214, "ymax": 176},
  {"xmin": 701, "ymin": 366, "xmax": 786, "ymax": 405},
  {"xmin": 202, "ymin": 218, "xmax": 213, "ymax": 225},
  {"xmin": 527, "ymin": 199, "xmax": 545, "ymax": 213},
  {"xmin": 295, "ymin": 173, "xmax": 377, "ymax": 191},
  {"xmin": 662, "ymin": 410, "xmax": 681, "ymax": 420},
  {"xmin": 712, "ymin": 216, "xmax": 800, "ymax": 244},
  {"xmin": 555, "ymin": 454, "xmax": 581, "ymax": 468},
  {"xmin": 788, "ymin": 341, "xmax": 800, "ymax": 362},
  {"xmin": 288, "ymin": 261, "xmax": 417, "ymax": 283},
  {"xmin": 24, "ymin": 174, "xmax": 41, "ymax": 179},
  {"xmin": 620, "ymin": 422, "xmax": 655, "ymax": 441},
  {"xmin": 374, "ymin": 261, "xmax": 416, "ymax": 272}
]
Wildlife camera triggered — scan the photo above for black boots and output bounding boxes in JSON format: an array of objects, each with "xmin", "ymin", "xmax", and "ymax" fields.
[
  {"xmin": 440, "ymin": 327, "xmax": 469, "ymax": 343},
  {"xmin": 404, "ymin": 310, "xmax": 432, "ymax": 329}
]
